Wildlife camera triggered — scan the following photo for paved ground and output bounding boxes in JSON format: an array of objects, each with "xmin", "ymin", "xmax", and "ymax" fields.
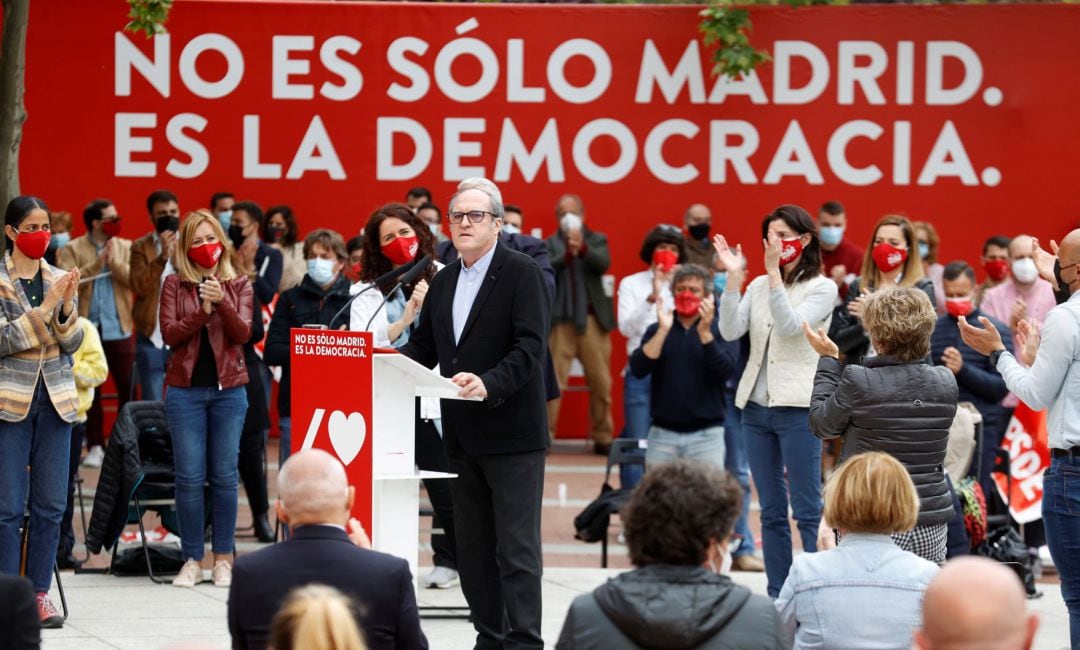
[{"xmin": 45, "ymin": 440, "xmax": 1071, "ymax": 649}]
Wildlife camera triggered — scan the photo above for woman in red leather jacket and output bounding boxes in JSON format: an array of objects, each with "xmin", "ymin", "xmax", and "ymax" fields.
[{"xmin": 159, "ymin": 209, "xmax": 253, "ymax": 588}]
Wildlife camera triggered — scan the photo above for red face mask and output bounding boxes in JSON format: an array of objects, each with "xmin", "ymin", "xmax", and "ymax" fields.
[
  {"xmin": 187, "ymin": 241, "xmax": 224, "ymax": 270},
  {"xmin": 382, "ymin": 235, "xmax": 418, "ymax": 266},
  {"xmin": 779, "ymin": 238, "xmax": 803, "ymax": 266},
  {"xmin": 652, "ymin": 249, "xmax": 678, "ymax": 272},
  {"xmin": 983, "ymin": 259, "xmax": 1009, "ymax": 282},
  {"xmin": 674, "ymin": 290, "xmax": 702, "ymax": 317},
  {"xmin": 101, "ymin": 219, "xmax": 122, "ymax": 238},
  {"xmin": 13, "ymin": 229, "xmax": 51, "ymax": 260},
  {"xmin": 946, "ymin": 297, "xmax": 974, "ymax": 318},
  {"xmin": 872, "ymin": 242, "xmax": 908, "ymax": 273},
  {"xmin": 350, "ymin": 262, "xmax": 362, "ymax": 279}
]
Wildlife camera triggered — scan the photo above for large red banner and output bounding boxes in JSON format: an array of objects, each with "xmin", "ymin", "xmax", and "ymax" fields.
[
  {"xmin": 16, "ymin": 1, "xmax": 1080, "ymax": 432},
  {"xmin": 290, "ymin": 328, "xmax": 373, "ymax": 531}
]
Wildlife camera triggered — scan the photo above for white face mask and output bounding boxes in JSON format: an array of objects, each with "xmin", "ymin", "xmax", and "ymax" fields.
[
  {"xmin": 1012, "ymin": 258, "xmax": 1038, "ymax": 284},
  {"xmin": 502, "ymin": 223, "xmax": 521, "ymax": 235},
  {"xmin": 427, "ymin": 222, "xmax": 441, "ymax": 236},
  {"xmin": 708, "ymin": 541, "xmax": 732, "ymax": 575},
  {"xmin": 560, "ymin": 212, "xmax": 583, "ymax": 233},
  {"xmin": 307, "ymin": 257, "xmax": 337, "ymax": 285}
]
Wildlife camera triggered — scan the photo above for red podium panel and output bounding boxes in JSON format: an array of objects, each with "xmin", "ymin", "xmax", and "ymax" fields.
[{"xmin": 290, "ymin": 328, "xmax": 373, "ymax": 532}]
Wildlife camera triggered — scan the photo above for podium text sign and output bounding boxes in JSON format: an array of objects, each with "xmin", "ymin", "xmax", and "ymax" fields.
[{"xmin": 290, "ymin": 328, "xmax": 373, "ymax": 533}]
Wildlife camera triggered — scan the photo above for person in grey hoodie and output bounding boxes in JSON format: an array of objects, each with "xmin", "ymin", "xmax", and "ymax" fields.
[{"xmin": 556, "ymin": 460, "xmax": 788, "ymax": 650}]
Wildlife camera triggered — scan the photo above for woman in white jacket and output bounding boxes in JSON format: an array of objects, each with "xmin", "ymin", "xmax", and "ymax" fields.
[
  {"xmin": 349, "ymin": 203, "xmax": 459, "ymax": 589},
  {"xmin": 714, "ymin": 205, "xmax": 837, "ymax": 598}
]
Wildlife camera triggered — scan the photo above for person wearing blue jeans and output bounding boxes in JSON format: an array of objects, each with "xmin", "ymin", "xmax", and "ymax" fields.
[
  {"xmin": 716, "ymin": 205, "xmax": 837, "ymax": 597},
  {"xmin": 958, "ymin": 231, "xmax": 1080, "ymax": 647},
  {"xmin": 630, "ymin": 264, "xmax": 736, "ymax": 472},
  {"xmin": 723, "ymin": 391, "xmax": 763, "ymax": 571},
  {"xmin": 135, "ymin": 335, "xmax": 167, "ymax": 400},
  {"xmin": 618, "ymin": 371, "xmax": 650, "ymax": 489},
  {"xmin": 159, "ymin": 210, "xmax": 254, "ymax": 589},
  {"xmin": 0, "ymin": 194, "xmax": 85, "ymax": 627}
]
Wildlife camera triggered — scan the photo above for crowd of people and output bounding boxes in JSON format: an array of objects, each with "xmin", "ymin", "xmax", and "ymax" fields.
[{"xmin": 0, "ymin": 180, "xmax": 1076, "ymax": 649}]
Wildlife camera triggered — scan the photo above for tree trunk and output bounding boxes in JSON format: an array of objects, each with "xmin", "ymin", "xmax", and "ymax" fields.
[{"xmin": 0, "ymin": 0, "xmax": 30, "ymax": 231}]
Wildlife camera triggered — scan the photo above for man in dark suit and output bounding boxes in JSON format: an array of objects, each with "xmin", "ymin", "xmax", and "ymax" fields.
[
  {"xmin": 227, "ymin": 449, "xmax": 427, "ymax": 650},
  {"xmin": 402, "ymin": 180, "xmax": 550, "ymax": 649}
]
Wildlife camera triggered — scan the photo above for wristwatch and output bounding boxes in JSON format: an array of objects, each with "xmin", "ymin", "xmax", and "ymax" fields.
[{"xmin": 989, "ymin": 348, "xmax": 1007, "ymax": 367}]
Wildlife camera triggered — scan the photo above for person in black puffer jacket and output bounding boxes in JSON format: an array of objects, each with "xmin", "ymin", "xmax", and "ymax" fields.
[
  {"xmin": 557, "ymin": 460, "xmax": 788, "ymax": 650},
  {"xmin": 805, "ymin": 286, "xmax": 957, "ymax": 565}
]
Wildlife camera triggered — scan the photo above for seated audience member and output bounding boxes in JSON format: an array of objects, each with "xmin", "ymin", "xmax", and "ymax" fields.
[
  {"xmin": 227, "ymin": 449, "xmax": 426, "ymax": 650},
  {"xmin": 830, "ymin": 214, "xmax": 933, "ymax": 362},
  {"xmin": 914, "ymin": 556, "xmax": 1039, "ymax": 650},
  {"xmin": 914, "ymin": 220, "xmax": 947, "ymax": 315},
  {"xmin": 806, "ymin": 287, "xmax": 957, "ymax": 564},
  {"xmin": 269, "ymin": 585, "xmax": 367, "ymax": 650},
  {"xmin": 930, "ymin": 261, "xmax": 1011, "ymax": 497},
  {"xmin": 556, "ymin": 460, "xmax": 786, "ymax": 650},
  {"xmin": 776, "ymin": 452, "xmax": 939, "ymax": 650},
  {"xmin": 629, "ymin": 264, "xmax": 736, "ymax": 470},
  {"xmin": 0, "ymin": 575, "xmax": 40, "ymax": 649},
  {"xmin": 977, "ymin": 235, "xmax": 1011, "ymax": 306}
]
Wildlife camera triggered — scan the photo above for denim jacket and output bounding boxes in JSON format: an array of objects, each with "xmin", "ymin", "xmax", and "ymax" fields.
[{"xmin": 775, "ymin": 533, "xmax": 938, "ymax": 649}]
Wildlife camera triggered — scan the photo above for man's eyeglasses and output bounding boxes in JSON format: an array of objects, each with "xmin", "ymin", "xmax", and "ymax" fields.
[{"xmin": 449, "ymin": 210, "xmax": 496, "ymax": 224}]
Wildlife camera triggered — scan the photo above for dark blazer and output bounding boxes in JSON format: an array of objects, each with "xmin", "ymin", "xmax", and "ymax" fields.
[
  {"xmin": 227, "ymin": 525, "xmax": 427, "ymax": 650},
  {"xmin": 401, "ymin": 242, "xmax": 551, "ymax": 456},
  {"xmin": 251, "ymin": 241, "xmax": 284, "ymax": 306},
  {"xmin": 930, "ymin": 309, "xmax": 1012, "ymax": 418},
  {"xmin": 547, "ymin": 227, "xmax": 615, "ymax": 331},
  {"xmin": 0, "ymin": 575, "xmax": 39, "ymax": 649}
]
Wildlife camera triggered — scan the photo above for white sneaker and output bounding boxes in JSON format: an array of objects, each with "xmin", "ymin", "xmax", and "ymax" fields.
[
  {"xmin": 422, "ymin": 566, "xmax": 460, "ymax": 589},
  {"xmin": 173, "ymin": 559, "xmax": 204, "ymax": 587},
  {"xmin": 212, "ymin": 560, "xmax": 233, "ymax": 588},
  {"xmin": 82, "ymin": 445, "xmax": 105, "ymax": 468}
]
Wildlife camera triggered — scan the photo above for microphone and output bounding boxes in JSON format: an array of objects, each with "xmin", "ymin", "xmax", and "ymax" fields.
[
  {"xmin": 364, "ymin": 255, "xmax": 431, "ymax": 332},
  {"xmin": 327, "ymin": 259, "xmax": 419, "ymax": 330}
]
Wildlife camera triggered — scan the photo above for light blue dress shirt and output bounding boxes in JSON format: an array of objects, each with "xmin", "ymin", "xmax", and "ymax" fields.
[
  {"xmin": 88, "ymin": 240, "xmax": 127, "ymax": 341},
  {"xmin": 997, "ymin": 291, "xmax": 1080, "ymax": 449},
  {"xmin": 452, "ymin": 243, "xmax": 497, "ymax": 345}
]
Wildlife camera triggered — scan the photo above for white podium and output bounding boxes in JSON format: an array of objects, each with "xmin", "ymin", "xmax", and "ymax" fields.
[{"xmin": 371, "ymin": 352, "xmax": 470, "ymax": 581}]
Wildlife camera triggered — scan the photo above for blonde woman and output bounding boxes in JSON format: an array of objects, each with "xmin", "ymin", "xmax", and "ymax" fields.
[
  {"xmin": 270, "ymin": 585, "xmax": 367, "ymax": 650},
  {"xmin": 776, "ymin": 452, "xmax": 939, "ymax": 650},
  {"xmin": 160, "ymin": 210, "xmax": 253, "ymax": 588},
  {"xmin": 829, "ymin": 215, "xmax": 935, "ymax": 362}
]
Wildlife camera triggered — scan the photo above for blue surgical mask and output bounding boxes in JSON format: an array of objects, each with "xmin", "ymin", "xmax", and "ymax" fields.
[
  {"xmin": 49, "ymin": 232, "xmax": 71, "ymax": 250},
  {"xmin": 918, "ymin": 242, "xmax": 930, "ymax": 260},
  {"xmin": 218, "ymin": 210, "xmax": 233, "ymax": 231},
  {"xmin": 307, "ymin": 258, "xmax": 336, "ymax": 286},
  {"xmin": 713, "ymin": 272, "xmax": 727, "ymax": 294},
  {"xmin": 819, "ymin": 225, "xmax": 844, "ymax": 247},
  {"xmin": 502, "ymin": 223, "xmax": 521, "ymax": 235}
]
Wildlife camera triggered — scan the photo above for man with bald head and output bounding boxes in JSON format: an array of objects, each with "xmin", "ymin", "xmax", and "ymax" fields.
[
  {"xmin": 981, "ymin": 234, "xmax": 1057, "ymax": 366},
  {"xmin": 227, "ymin": 450, "xmax": 427, "ymax": 650},
  {"xmin": 960, "ymin": 229, "xmax": 1080, "ymax": 648},
  {"xmin": 914, "ymin": 557, "xmax": 1038, "ymax": 649}
]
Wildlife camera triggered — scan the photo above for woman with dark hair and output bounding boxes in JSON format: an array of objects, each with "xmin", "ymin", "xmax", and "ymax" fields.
[
  {"xmin": 349, "ymin": 203, "xmax": 458, "ymax": 589},
  {"xmin": 557, "ymin": 460, "xmax": 785, "ymax": 649},
  {"xmin": 805, "ymin": 287, "xmax": 957, "ymax": 564},
  {"xmin": 265, "ymin": 205, "xmax": 305, "ymax": 292},
  {"xmin": 0, "ymin": 196, "xmax": 83, "ymax": 628},
  {"xmin": 615, "ymin": 224, "xmax": 687, "ymax": 489},
  {"xmin": 830, "ymin": 214, "xmax": 935, "ymax": 361},
  {"xmin": 714, "ymin": 204, "xmax": 837, "ymax": 598}
]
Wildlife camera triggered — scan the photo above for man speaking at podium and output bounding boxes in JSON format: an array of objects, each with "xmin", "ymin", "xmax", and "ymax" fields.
[{"xmin": 401, "ymin": 179, "xmax": 551, "ymax": 649}]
